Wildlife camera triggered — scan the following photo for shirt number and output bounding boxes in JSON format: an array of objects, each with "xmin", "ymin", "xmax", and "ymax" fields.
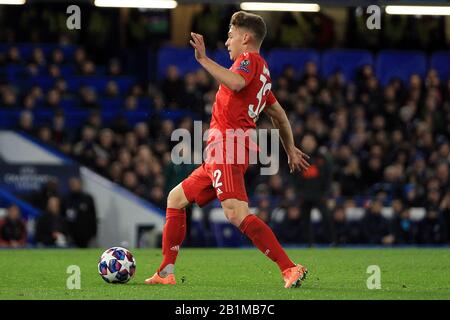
[{"xmin": 248, "ymin": 72, "xmax": 271, "ymax": 122}]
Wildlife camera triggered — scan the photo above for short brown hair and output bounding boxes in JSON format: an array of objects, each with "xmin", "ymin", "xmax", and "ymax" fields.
[{"xmin": 230, "ymin": 11, "xmax": 267, "ymax": 44}]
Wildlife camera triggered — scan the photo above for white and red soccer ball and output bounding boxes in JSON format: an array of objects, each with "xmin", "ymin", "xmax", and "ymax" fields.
[{"xmin": 98, "ymin": 247, "xmax": 136, "ymax": 284}]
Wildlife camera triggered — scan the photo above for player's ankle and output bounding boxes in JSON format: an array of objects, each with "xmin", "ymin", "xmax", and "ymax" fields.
[{"xmin": 158, "ymin": 264, "xmax": 175, "ymax": 277}]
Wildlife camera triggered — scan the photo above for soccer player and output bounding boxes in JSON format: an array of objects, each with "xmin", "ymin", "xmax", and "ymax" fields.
[{"xmin": 145, "ymin": 11, "xmax": 311, "ymax": 288}]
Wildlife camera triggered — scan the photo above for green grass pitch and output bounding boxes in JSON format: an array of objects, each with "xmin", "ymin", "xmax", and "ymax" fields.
[{"xmin": 1, "ymin": 248, "xmax": 449, "ymax": 300}]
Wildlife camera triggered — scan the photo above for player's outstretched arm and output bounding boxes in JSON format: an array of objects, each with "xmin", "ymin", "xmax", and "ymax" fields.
[
  {"xmin": 190, "ymin": 32, "xmax": 245, "ymax": 92},
  {"xmin": 264, "ymin": 100, "xmax": 310, "ymax": 173}
]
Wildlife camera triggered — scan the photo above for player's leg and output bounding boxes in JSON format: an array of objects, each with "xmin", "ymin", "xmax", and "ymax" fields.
[
  {"xmin": 221, "ymin": 198, "xmax": 306, "ymax": 288},
  {"xmin": 145, "ymin": 164, "xmax": 216, "ymax": 285},
  {"xmin": 158, "ymin": 183, "xmax": 189, "ymax": 276},
  {"xmin": 144, "ymin": 183, "xmax": 188, "ymax": 285},
  {"xmin": 215, "ymin": 164, "xmax": 308, "ymax": 288}
]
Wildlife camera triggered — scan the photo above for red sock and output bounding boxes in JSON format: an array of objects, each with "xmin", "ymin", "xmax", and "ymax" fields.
[
  {"xmin": 239, "ymin": 214, "xmax": 295, "ymax": 272},
  {"xmin": 157, "ymin": 208, "xmax": 186, "ymax": 274}
]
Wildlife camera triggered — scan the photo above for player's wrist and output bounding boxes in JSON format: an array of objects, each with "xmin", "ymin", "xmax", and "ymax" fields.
[
  {"xmin": 285, "ymin": 145, "xmax": 296, "ymax": 155},
  {"xmin": 197, "ymin": 55, "xmax": 209, "ymax": 64}
]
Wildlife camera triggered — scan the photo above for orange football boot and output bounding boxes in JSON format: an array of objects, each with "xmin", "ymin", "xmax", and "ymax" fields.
[
  {"xmin": 144, "ymin": 272, "xmax": 176, "ymax": 285},
  {"xmin": 282, "ymin": 264, "xmax": 308, "ymax": 288}
]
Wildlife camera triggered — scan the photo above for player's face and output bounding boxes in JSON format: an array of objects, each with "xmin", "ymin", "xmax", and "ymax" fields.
[{"xmin": 225, "ymin": 26, "xmax": 245, "ymax": 61}]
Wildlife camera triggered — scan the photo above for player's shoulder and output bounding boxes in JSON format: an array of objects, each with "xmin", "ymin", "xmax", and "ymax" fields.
[
  {"xmin": 237, "ymin": 51, "xmax": 269, "ymax": 70},
  {"xmin": 239, "ymin": 51, "xmax": 265, "ymax": 62}
]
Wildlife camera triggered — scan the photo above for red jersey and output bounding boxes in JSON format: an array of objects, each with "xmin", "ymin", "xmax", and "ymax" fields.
[{"xmin": 207, "ymin": 51, "xmax": 277, "ymax": 149}]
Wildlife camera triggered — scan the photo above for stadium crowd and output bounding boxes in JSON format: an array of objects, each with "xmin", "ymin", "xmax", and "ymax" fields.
[{"xmin": 1, "ymin": 41, "xmax": 450, "ymax": 246}]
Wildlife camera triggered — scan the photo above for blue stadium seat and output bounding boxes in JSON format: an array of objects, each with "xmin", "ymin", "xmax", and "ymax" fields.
[
  {"xmin": 5, "ymin": 65, "xmax": 27, "ymax": 82},
  {"xmin": 321, "ymin": 49, "xmax": 373, "ymax": 82},
  {"xmin": 210, "ymin": 222, "xmax": 243, "ymax": 247},
  {"xmin": 124, "ymin": 110, "xmax": 152, "ymax": 126},
  {"xmin": 66, "ymin": 76, "xmax": 135, "ymax": 94},
  {"xmin": 26, "ymin": 75, "xmax": 56, "ymax": 91},
  {"xmin": 100, "ymin": 98, "xmax": 123, "ymax": 110},
  {"xmin": 114, "ymin": 76, "xmax": 135, "ymax": 94},
  {"xmin": 137, "ymin": 97, "xmax": 152, "ymax": 110},
  {"xmin": 188, "ymin": 220, "xmax": 208, "ymax": 247},
  {"xmin": 157, "ymin": 46, "xmax": 203, "ymax": 80},
  {"xmin": 0, "ymin": 44, "xmax": 7, "ymax": 54},
  {"xmin": 430, "ymin": 51, "xmax": 450, "ymax": 82},
  {"xmin": 59, "ymin": 98, "xmax": 76, "ymax": 110},
  {"xmin": 59, "ymin": 65, "xmax": 75, "ymax": 77},
  {"xmin": 267, "ymin": 48, "xmax": 319, "ymax": 79},
  {"xmin": 161, "ymin": 109, "xmax": 198, "ymax": 122},
  {"xmin": 14, "ymin": 43, "xmax": 76, "ymax": 60},
  {"xmin": 59, "ymin": 110, "xmax": 90, "ymax": 127},
  {"xmin": 213, "ymin": 48, "xmax": 233, "ymax": 69},
  {"xmin": 376, "ymin": 50, "xmax": 427, "ymax": 86},
  {"xmin": 0, "ymin": 110, "xmax": 16, "ymax": 128}
]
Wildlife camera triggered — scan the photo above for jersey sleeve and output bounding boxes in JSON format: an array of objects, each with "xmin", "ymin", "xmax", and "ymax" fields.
[
  {"xmin": 266, "ymin": 90, "xmax": 277, "ymax": 106},
  {"xmin": 230, "ymin": 53, "xmax": 257, "ymax": 87}
]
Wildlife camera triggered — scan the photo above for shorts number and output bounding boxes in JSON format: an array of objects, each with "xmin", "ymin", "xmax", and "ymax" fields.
[{"xmin": 213, "ymin": 169, "xmax": 223, "ymax": 188}]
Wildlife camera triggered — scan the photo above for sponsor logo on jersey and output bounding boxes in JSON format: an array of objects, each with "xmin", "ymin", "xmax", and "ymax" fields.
[
  {"xmin": 237, "ymin": 66, "xmax": 250, "ymax": 73},
  {"xmin": 240, "ymin": 59, "xmax": 250, "ymax": 67},
  {"xmin": 216, "ymin": 188, "xmax": 223, "ymax": 195}
]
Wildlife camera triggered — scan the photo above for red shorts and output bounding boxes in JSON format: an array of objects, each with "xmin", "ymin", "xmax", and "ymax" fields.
[{"xmin": 181, "ymin": 162, "xmax": 249, "ymax": 207}]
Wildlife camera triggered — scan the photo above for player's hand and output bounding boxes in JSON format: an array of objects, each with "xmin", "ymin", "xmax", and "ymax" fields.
[
  {"xmin": 190, "ymin": 32, "xmax": 207, "ymax": 62},
  {"xmin": 287, "ymin": 147, "xmax": 310, "ymax": 173}
]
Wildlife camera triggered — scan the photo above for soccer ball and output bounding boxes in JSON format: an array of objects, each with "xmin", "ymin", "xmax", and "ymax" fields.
[{"xmin": 98, "ymin": 247, "xmax": 136, "ymax": 284}]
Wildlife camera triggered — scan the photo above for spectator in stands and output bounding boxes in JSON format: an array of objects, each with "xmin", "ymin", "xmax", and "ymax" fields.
[
  {"xmin": 361, "ymin": 200, "xmax": 394, "ymax": 245},
  {"xmin": 26, "ymin": 180, "xmax": 59, "ymax": 212},
  {"xmin": 6, "ymin": 46, "xmax": 21, "ymax": 64},
  {"xmin": 45, "ymin": 89, "xmax": 61, "ymax": 109},
  {"xmin": 440, "ymin": 191, "xmax": 450, "ymax": 243},
  {"xmin": 86, "ymin": 110, "xmax": 103, "ymax": 131},
  {"xmin": 107, "ymin": 58, "xmax": 122, "ymax": 76},
  {"xmin": 1, "ymin": 86, "xmax": 18, "ymax": 108},
  {"xmin": 183, "ymin": 72, "xmax": 203, "ymax": 115},
  {"xmin": 419, "ymin": 207, "xmax": 447, "ymax": 244},
  {"xmin": 52, "ymin": 110, "xmax": 68, "ymax": 144},
  {"xmin": 79, "ymin": 86, "xmax": 100, "ymax": 109},
  {"xmin": 51, "ymin": 48, "xmax": 66, "ymax": 65},
  {"xmin": 333, "ymin": 205, "xmax": 349, "ymax": 245},
  {"xmin": 297, "ymin": 133, "xmax": 336, "ymax": 245},
  {"xmin": 72, "ymin": 125, "xmax": 102, "ymax": 167},
  {"xmin": 35, "ymin": 196, "xmax": 69, "ymax": 247},
  {"xmin": 122, "ymin": 170, "xmax": 139, "ymax": 194},
  {"xmin": 54, "ymin": 78, "xmax": 72, "ymax": 99},
  {"xmin": 63, "ymin": 177, "xmax": 97, "ymax": 248},
  {"xmin": 391, "ymin": 205, "xmax": 417, "ymax": 244},
  {"xmin": 339, "ymin": 156, "xmax": 363, "ymax": 197},
  {"xmin": 97, "ymin": 128, "xmax": 116, "ymax": 160},
  {"xmin": 16, "ymin": 110, "xmax": 34, "ymax": 135},
  {"xmin": 37, "ymin": 125, "xmax": 52, "ymax": 145},
  {"xmin": 0, "ymin": 204, "xmax": 27, "ymax": 248},
  {"xmin": 30, "ymin": 47, "xmax": 46, "ymax": 67},
  {"xmin": 278, "ymin": 202, "xmax": 303, "ymax": 244},
  {"xmin": 74, "ymin": 47, "xmax": 87, "ymax": 73},
  {"xmin": 124, "ymin": 95, "xmax": 138, "ymax": 110},
  {"xmin": 104, "ymin": 80, "xmax": 119, "ymax": 98},
  {"xmin": 80, "ymin": 60, "xmax": 96, "ymax": 76},
  {"xmin": 256, "ymin": 198, "xmax": 271, "ymax": 224},
  {"xmin": 161, "ymin": 65, "xmax": 184, "ymax": 109}
]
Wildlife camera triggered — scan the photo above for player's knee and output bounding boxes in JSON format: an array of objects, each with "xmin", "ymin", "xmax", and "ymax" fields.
[
  {"xmin": 167, "ymin": 186, "xmax": 188, "ymax": 209},
  {"xmin": 224, "ymin": 208, "xmax": 241, "ymax": 226},
  {"xmin": 222, "ymin": 200, "xmax": 246, "ymax": 226}
]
